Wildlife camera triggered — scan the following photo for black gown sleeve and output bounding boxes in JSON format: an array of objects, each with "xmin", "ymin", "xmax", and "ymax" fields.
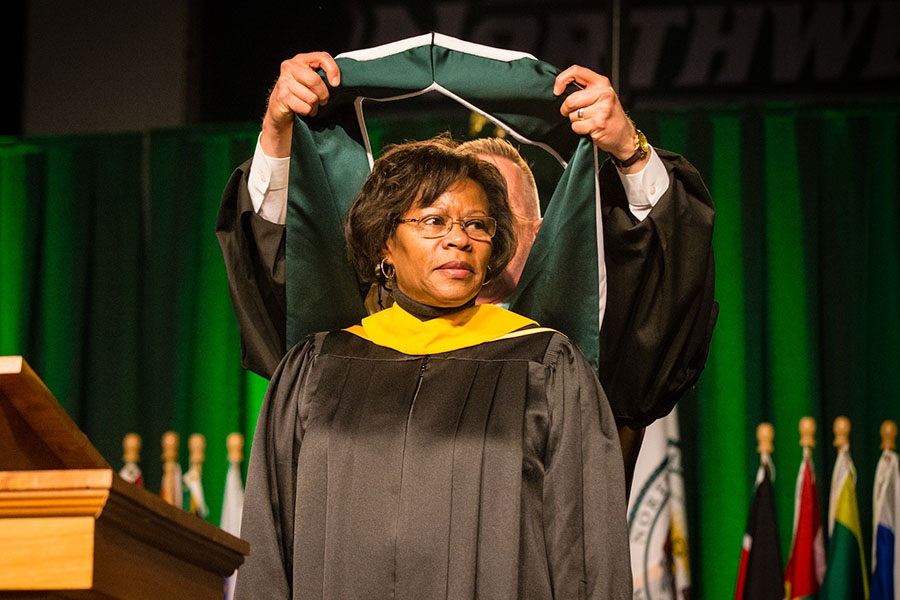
[
  {"xmin": 215, "ymin": 158, "xmax": 288, "ymax": 379},
  {"xmin": 541, "ymin": 336, "xmax": 632, "ymax": 599},
  {"xmin": 233, "ymin": 337, "xmax": 319, "ymax": 599},
  {"xmin": 597, "ymin": 149, "xmax": 718, "ymax": 429}
]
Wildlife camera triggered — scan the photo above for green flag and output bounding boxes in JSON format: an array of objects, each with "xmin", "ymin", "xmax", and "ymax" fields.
[{"xmin": 821, "ymin": 445, "xmax": 869, "ymax": 599}]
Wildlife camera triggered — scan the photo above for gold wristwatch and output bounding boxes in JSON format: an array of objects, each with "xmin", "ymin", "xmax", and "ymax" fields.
[{"xmin": 609, "ymin": 129, "xmax": 649, "ymax": 168}]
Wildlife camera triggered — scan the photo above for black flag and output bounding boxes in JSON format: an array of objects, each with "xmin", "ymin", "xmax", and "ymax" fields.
[{"xmin": 735, "ymin": 463, "xmax": 784, "ymax": 599}]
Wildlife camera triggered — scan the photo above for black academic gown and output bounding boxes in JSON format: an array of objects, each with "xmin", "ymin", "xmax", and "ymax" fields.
[
  {"xmin": 233, "ymin": 313, "xmax": 631, "ymax": 600},
  {"xmin": 215, "ymin": 151, "xmax": 716, "ymax": 429}
]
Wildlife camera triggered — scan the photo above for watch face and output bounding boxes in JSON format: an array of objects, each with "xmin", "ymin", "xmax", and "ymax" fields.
[
  {"xmin": 611, "ymin": 128, "xmax": 650, "ymax": 168},
  {"xmin": 636, "ymin": 130, "xmax": 650, "ymax": 154}
]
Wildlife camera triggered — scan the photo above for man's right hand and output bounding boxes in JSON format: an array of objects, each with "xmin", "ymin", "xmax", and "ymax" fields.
[{"xmin": 260, "ymin": 52, "xmax": 341, "ymax": 158}]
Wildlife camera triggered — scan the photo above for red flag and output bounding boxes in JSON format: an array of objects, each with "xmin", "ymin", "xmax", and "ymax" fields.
[
  {"xmin": 784, "ymin": 452, "xmax": 826, "ymax": 598},
  {"xmin": 119, "ymin": 462, "xmax": 144, "ymax": 487}
]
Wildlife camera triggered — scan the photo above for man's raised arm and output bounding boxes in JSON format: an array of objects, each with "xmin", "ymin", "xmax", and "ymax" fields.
[{"xmin": 215, "ymin": 53, "xmax": 341, "ymax": 378}]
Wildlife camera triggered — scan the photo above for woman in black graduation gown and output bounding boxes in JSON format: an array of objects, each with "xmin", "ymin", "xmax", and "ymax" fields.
[{"xmin": 234, "ymin": 138, "xmax": 632, "ymax": 599}]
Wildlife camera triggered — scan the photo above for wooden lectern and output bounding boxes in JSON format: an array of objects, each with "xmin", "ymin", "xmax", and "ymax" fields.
[{"xmin": 0, "ymin": 356, "xmax": 249, "ymax": 599}]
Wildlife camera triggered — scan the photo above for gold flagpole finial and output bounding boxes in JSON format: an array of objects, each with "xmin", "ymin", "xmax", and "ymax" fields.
[
  {"xmin": 756, "ymin": 422, "xmax": 774, "ymax": 455},
  {"xmin": 227, "ymin": 433, "xmax": 245, "ymax": 463},
  {"xmin": 881, "ymin": 420, "xmax": 897, "ymax": 451},
  {"xmin": 122, "ymin": 432, "xmax": 141, "ymax": 464},
  {"xmin": 833, "ymin": 416, "xmax": 850, "ymax": 448},
  {"xmin": 799, "ymin": 417, "xmax": 816, "ymax": 449}
]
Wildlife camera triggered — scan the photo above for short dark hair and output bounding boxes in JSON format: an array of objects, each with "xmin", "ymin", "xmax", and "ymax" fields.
[{"xmin": 345, "ymin": 136, "xmax": 517, "ymax": 288}]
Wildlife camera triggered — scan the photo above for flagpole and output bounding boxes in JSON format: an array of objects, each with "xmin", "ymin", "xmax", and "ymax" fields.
[
  {"xmin": 160, "ymin": 431, "xmax": 181, "ymax": 507},
  {"xmin": 222, "ymin": 433, "xmax": 246, "ymax": 600},
  {"xmin": 882, "ymin": 421, "xmax": 898, "ymax": 453},
  {"xmin": 184, "ymin": 433, "xmax": 210, "ymax": 518},
  {"xmin": 735, "ymin": 422, "xmax": 784, "ymax": 599},
  {"xmin": 610, "ymin": 0, "xmax": 621, "ymax": 91},
  {"xmin": 871, "ymin": 420, "xmax": 898, "ymax": 600},
  {"xmin": 757, "ymin": 422, "xmax": 774, "ymax": 478},
  {"xmin": 821, "ymin": 416, "xmax": 868, "ymax": 599},
  {"xmin": 828, "ymin": 416, "xmax": 851, "ymax": 536},
  {"xmin": 119, "ymin": 432, "xmax": 144, "ymax": 487},
  {"xmin": 784, "ymin": 417, "xmax": 826, "ymax": 598}
]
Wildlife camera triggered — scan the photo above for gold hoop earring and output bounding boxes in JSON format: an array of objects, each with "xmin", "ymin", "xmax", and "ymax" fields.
[
  {"xmin": 376, "ymin": 259, "xmax": 395, "ymax": 290},
  {"xmin": 379, "ymin": 259, "xmax": 395, "ymax": 280}
]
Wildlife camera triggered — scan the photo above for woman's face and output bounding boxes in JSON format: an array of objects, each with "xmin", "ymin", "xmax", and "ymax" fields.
[{"xmin": 384, "ymin": 178, "xmax": 493, "ymax": 307}]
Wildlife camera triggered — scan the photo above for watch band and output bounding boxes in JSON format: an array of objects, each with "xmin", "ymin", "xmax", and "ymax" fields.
[{"xmin": 609, "ymin": 129, "xmax": 649, "ymax": 168}]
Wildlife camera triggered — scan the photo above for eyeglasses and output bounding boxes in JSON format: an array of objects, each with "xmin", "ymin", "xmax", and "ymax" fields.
[{"xmin": 396, "ymin": 214, "xmax": 497, "ymax": 241}]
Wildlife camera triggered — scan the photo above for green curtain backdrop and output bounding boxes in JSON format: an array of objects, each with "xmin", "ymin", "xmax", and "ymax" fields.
[
  {"xmin": 0, "ymin": 126, "xmax": 270, "ymax": 523},
  {"xmin": 632, "ymin": 103, "xmax": 899, "ymax": 599},
  {"xmin": 1, "ymin": 102, "xmax": 897, "ymax": 597}
]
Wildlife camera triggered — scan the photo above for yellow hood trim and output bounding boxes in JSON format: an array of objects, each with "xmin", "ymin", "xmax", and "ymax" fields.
[{"xmin": 343, "ymin": 303, "xmax": 540, "ymax": 355}]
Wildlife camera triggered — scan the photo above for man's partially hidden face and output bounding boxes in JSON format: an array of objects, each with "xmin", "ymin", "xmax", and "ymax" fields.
[{"xmin": 476, "ymin": 154, "xmax": 543, "ymax": 305}]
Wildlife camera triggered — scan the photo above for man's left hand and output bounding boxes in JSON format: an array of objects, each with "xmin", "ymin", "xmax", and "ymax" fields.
[{"xmin": 554, "ymin": 65, "xmax": 646, "ymax": 171}]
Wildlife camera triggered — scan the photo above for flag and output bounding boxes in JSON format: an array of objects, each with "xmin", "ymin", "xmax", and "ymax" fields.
[
  {"xmin": 161, "ymin": 461, "xmax": 182, "ymax": 508},
  {"xmin": 871, "ymin": 446, "xmax": 899, "ymax": 600},
  {"xmin": 119, "ymin": 461, "xmax": 143, "ymax": 487},
  {"xmin": 820, "ymin": 444, "xmax": 868, "ymax": 599},
  {"xmin": 119, "ymin": 433, "xmax": 143, "ymax": 487},
  {"xmin": 628, "ymin": 406, "xmax": 691, "ymax": 598},
  {"xmin": 785, "ymin": 447, "xmax": 826, "ymax": 599},
  {"xmin": 221, "ymin": 458, "xmax": 245, "ymax": 600},
  {"xmin": 735, "ymin": 453, "xmax": 783, "ymax": 599},
  {"xmin": 183, "ymin": 464, "xmax": 210, "ymax": 518}
]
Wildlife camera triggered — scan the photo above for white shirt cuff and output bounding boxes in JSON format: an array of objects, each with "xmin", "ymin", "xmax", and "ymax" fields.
[
  {"xmin": 248, "ymin": 134, "xmax": 290, "ymax": 224},
  {"xmin": 615, "ymin": 146, "xmax": 668, "ymax": 222}
]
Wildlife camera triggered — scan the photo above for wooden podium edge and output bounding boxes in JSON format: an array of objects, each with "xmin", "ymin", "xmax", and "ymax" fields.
[
  {"xmin": 0, "ymin": 468, "xmax": 249, "ymax": 596},
  {"xmin": 0, "ymin": 472, "xmax": 249, "ymax": 579},
  {"xmin": 107, "ymin": 470, "xmax": 249, "ymax": 575},
  {"xmin": 0, "ymin": 356, "xmax": 250, "ymax": 587},
  {"xmin": 0, "ymin": 356, "xmax": 109, "ymax": 470}
]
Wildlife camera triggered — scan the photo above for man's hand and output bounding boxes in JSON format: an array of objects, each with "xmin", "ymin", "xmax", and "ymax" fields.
[
  {"xmin": 261, "ymin": 52, "xmax": 341, "ymax": 157},
  {"xmin": 553, "ymin": 65, "xmax": 647, "ymax": 172}
]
